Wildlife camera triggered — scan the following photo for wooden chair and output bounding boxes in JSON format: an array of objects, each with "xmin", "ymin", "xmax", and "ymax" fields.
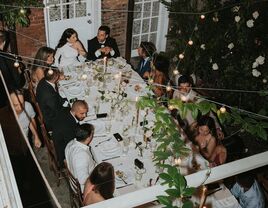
[
  {"xmin": 40, "ymin": 123, "xmax": 65, "ymax": 186},
  {"xmin": 64, "ymin": 161, "xmax": 84, "ymax": 208}
]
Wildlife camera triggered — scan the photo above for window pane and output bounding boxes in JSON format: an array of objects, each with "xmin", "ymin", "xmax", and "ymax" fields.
[
  {"xmin": 152, "ymin": 1, "xmax": 159, "ymax": 16},
  {"xmin": 133, "ymin": 3, "xmax": 142, "ymax": 19},
  {"xmin": 49, "ymin": 6, "xmax": 61, "ymax": 21},
  {"xmin": 63, "ymin": 3, "xmax": 74, "ymax": 19},
  {"xmin": 143, "ymin": 2, "xmax": 151, "ymax": 18},
  {"xmin": 142, "ymin": 18, "xmax": 150, "ymax": 33},
  {"xmin": 150, "ymin": 17, "xmax": 158, "ymax": 32},
  {"xmin": 149, "ymin": 33, "xmax": 157, "ymax": 44},
  {"xmin": 75, "ymin": 2, "xmax": 86, "ymax": 17},
  {"xmin": 133, "ymin": 20, "xmax": 141, "ymax": 35},
  {"xmin": 132, "ymin": 36, "xmax": 140, "ymax": 50},
  {"xmin": 47, "ymin": 0, "xmax": 60, "ymax": 4},
  {"xmin": 141, "ymin": 34, "xmax": 149, "ymax": 42}
]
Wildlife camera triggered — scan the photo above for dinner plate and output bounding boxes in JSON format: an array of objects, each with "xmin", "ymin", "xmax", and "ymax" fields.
[{"xmin": 100, "ymin": 140, "xmax": 121, "ymax": 156}]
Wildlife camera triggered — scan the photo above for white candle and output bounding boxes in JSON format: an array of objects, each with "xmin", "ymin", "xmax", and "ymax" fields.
[
  {"xmin": 103, "ymin": 57, "xmax": 107, "ymax": 73},
  {"xmin": 135, "ymin": 96, "xmax": 140, "ymax": 126},
  {"xmin": 199, "ymin": 185, "xmax": 207, "ymax": 208},
  {"xmin": 174, "ymin": 157, "xmax": 182, "ymax": 166}
]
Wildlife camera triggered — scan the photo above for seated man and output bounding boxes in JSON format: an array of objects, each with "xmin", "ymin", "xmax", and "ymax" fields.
[
  {"xmin": 52, "ymin": 100, "xmax": 88, "ymax": 167},
  {"xmin": 231, "ymin": 171, "xmax": 265, "ymax": 208},
  {"xmin": 83, "ymin": 162, "xmax": 115, "ymax": 205},
  {"xmin": 136, "ymin": 41, "xmax": 156, "ymax": 79},
  {"xmin": 87, "ymin": 26, "xmax": 120, "ymax": 61},
  {"xmin": 65, "ymin": 123, "xmax": 96, "ymax": 190},
  {"xmin": 10, "ymin": 90, "xmax": 41, "ymax": 148},
  {"xmin": 36, "ymin": 67, "xmax": 66, "ymax": 131}
]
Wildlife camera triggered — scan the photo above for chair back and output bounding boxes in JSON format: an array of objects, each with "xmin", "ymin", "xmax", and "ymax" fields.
[{"xmin": 64, "ymin": 161, "xmax": 84, "ymax": 207}]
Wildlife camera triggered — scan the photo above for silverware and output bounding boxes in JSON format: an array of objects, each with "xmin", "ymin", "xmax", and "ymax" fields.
[
  {"xmin": 154, "ymin": 176, "xmax": 159, "ymax": 185},
  {"xmin": 118, "ymin": 175, "xmax": 127, "ymax": 184},
  {"xmin": 95, "ymin": 138, "xmax": 112, "ymax": 147},
  {"xmin": 206, "ymin": 187, "xmax": 222, "ymax": 196},
  {"xmin": 102, "ymin": 155, "xmax": 120, "ymax": 161}
]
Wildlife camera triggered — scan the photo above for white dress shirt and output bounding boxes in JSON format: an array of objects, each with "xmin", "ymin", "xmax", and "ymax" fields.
[
  {"xmin": 18, "ymin": 101, "xmax": 35, "ymax": 136},
  {"xmin": 65, "ymin": 139, "xmax": 96, "ymax": 190},
  {"xmin": 231, "ymin": 180, "xmax": 265, "ymax": 208},
  {"xmin": 94, "ymin": 40, "xmax": 115, "ymax": 58}
]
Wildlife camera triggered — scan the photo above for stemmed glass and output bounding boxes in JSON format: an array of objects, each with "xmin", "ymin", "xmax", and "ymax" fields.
[{"xmin": 122, "ymin": 137, "xmax": 130, "ymax": 156}]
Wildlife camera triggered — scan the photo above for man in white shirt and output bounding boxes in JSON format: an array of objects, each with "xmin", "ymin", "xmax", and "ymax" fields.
[
  {"xmin": 231, "ymin": 172, "xmax": 265, "ymax": 208},
  {"xmin": 10, "ymin": 90, "xmax": 41, "ymax": 148},
  {"xmin": 65, "ymin": 123, "xmax": 96, "ymax": 190}
]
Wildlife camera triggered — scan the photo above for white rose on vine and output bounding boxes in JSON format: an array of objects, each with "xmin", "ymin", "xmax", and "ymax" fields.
[
  {"xmin": 232, "ymin": 6, "xmax": 240, "ymax": 12},
  {"xmin": 252, "ymin": 11, "xmax": 259, "ymax": 19},
  {"xmin": 246, "ymin": 19, "xmax": 254, "ymax": 28},
  {"xmin": 212, "ymin": 63, "xmax": 219, "ymax": 70},
  {"xmin": 147, "ymin": 121, "xmax": 154, "ymax": 129},
  {"xmin": 228, "ymin": 43, "xmax": 234, "ymax": 50},
  {"xmin": 256, "ymin": 56, "xmax": 265, "ymax": 65},
  {"xmin": 235, "ymin": 16, "xmax": 241, "ymax": 22},
  {"xmin": 263, "ymin": 79, "xmax": 267, "ymax": 83},
  {"xmin": 200, "ymin": 44, "xmax": 206, "ymax": 50},
  {"xmin": 252, "ymin": 62, "xmax": 259, "ymax": 69},
  {"xmin": 252, "ymin": 69, "xmax": 261, "ymax": 77}
]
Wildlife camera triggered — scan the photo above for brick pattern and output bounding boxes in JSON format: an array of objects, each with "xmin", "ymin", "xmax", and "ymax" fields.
[
  {"xmin": 16, "ymin": 9, "xmax": 46, "ymax": 61},
  {"xmin": 101, "ymin": 0, "xmax": 129, "ymax": 58}
]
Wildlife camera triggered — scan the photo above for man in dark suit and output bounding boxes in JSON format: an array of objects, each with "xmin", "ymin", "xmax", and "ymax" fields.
[
  {"xmin": 136, "ymin": 41, "xmax": 156, "ymax": 79},
  {"xmin": 87, "ymin": 26, "xmax": 120, "ymax": 61},
  {"xmin": 36, "ymin": 67, "xmax": 66, "ymax": 131},
  {"xmin": 0, "ymin": 30, "xmax": 25, "ymax": 108},
  {"xmin": 52, "ymin": 100, "xmax": 88, "ymax": 167}
]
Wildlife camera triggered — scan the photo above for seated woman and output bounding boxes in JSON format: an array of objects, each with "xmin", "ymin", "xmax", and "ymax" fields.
[
  {"xmin": 31, "ymin": 46, "xmax": 55, "ymax": 90},
  {"xmin": 83, "ymin": 162, "xmax": 115, "ymax": 206},
  {"xmin": 194, "ymin": 115, "xmax": 227, "ymax": 166},
  {"xmin": 54, "ymin": 28, "xmax": 87, "ymax": 67},
  {"xmin": 149, "ymin": 53, "xmax": 172, "ymax": 98}
]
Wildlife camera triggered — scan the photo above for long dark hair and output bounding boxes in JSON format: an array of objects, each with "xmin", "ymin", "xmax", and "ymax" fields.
[
  {"xmin": 197, "ymin": 115, "xmax": 217, "ymax": 139},
  {"xmin": 56, "ymin": 28, "xmax": 77, "ymax": 49},
  {"xmin": 89, "ymin": 162, "xmax": 115, "ymax": 199},
  {"xmin": 32, "ymin": 46, "xmax": 55, "ymax": 71}
]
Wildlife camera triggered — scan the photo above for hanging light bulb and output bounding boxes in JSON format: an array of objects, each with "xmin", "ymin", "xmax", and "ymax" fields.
[
  {"xmin": 220, "ymin": 106, "xmax": 226, "ymax": 113},
  {"xmin": 19, "ymin": 8, "xmax": 26, "ymax": 15},
  {"xmin": 200, "ymin": 14, "xmax": 205, "ymax": 19},
  {"xmin": 14, "ymin": 57, "xmax": 20, "ymax": 68},
  {"xmin": 188, "ymin": 40, "xmax": 193, "ymax": 45},
  {"xmin": 178, "ymin": 53, "xmax": 184, "ymax": 59},
  {"xmin": 173, "ymin": 69, "xmax": 179, "ymax": 75}
]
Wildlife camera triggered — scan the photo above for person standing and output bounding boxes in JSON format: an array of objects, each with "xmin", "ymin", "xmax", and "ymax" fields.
[{"xmin": 87, "ymin": 26, "xmax": 120, "ymax": 61}]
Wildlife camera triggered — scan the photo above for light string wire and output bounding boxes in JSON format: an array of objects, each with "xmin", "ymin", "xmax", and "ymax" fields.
[
  {"xmin": 1, "ymin": 50, "xmax": 268, "ymax": 121},
  {"xmin": 0, "ymin": 0, "xmax": 267, "ymax": 14}
]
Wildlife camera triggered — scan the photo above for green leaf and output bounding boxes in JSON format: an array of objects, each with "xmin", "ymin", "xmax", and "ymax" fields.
[
  {"xmin": 157, "ymin": 196, "xmax": 172, "ymax": 206},
  {"xmin": 159, "ymin": 173, "xmax": 173, "ymax": 182},
  {"xmin": 182, "ymin": 187, "xmax": 196, "ymax": 197},
  {"xmin": 182, "ymin": 200, "xmax": 193, "ymax": 208},
  {"xmin": 165, "ymin": 188, "xmax": 180, "ymax": 198}
]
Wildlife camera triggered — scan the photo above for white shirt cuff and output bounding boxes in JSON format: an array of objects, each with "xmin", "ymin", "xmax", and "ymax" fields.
[
  {"xmin": 110, "ymin": 49, "xmax": 115, "ymax": 57},
  {"xmin": 95, "ymin": 50, "xmax": 101, "ymax": 58}
]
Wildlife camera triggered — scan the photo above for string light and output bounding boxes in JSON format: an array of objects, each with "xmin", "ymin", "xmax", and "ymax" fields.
[
  {"xmin": 220, "ymin": 106, "xmax": 227, "ymax": 113},
  {"xmin": 168, "ymin": 105, "xmax": 174, "ymax": 111},
  {"xmin": 19, "ymin": 8, "xmax": 26, "ymax": 14},
  {"xmin": 200, "ymin": 14, "xmax": 206, "ymax": 19},
  {"xmin": 178, "ymin": 53, "xmax": 184, "ymax": 59},
  {"xmin": 166, "ymin": 84, "xmax": 172, "ymax": 92},
  {"xmin": 14, "ymin": 56, "xmax": 19, "ymax": 67},
  {"xmin": 173, "ymin": 69, "xmax": 179, "ymax": 75},
  {"xmin": 188, "ymin": 40, "xmax": 193, "ymax": 45}
]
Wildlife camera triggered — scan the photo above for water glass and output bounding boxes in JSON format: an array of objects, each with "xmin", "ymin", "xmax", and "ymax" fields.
[{"xmin": 122, "ymin": 138, "xmax": 130, "ymax": 156}]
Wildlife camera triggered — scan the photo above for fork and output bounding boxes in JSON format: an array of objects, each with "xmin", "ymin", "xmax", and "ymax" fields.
[
  {"xmin": 118, "ymin": 174, "xmax": 127, "ymax": 184},
  {"xmin": 95, "ymin": 138, "xmax": 112, "ymax": 147}
]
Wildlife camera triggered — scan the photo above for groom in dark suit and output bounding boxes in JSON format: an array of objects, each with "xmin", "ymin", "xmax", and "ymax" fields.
[
  {"xmin": 52, "ymin": 100, "xmax": 88, "ymax": 167},
  {"xmin": 36, "ymin": 67, "xmax": 66, "ymax": 131},
  {"xmin": 87, "ymin": 26, "xmax": 120, "ymax": 61}
]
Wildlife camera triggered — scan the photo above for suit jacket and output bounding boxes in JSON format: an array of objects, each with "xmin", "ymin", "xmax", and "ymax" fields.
[
  {"xmin": 52, "ymin": 108, "xmax": 79, "ymax": 167},
  {"xmin": 36, "ymin": 78, "xmax": 65, "ymax": 130},
  {"xmin": 136, "ymin": 58, "xmax": 151, "ymax": 78},
  {"xmin": 0, "ymin": 51, "xmax": 25, "ymax": 107},
  {"xmin": 87, "ymin": 36, "xmax": 120, "ymax": 61}
]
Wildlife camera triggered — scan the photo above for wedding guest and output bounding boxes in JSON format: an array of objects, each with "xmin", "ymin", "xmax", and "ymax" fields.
[
  {"xmin": 0, "ymin": 30, "xmax": 25, "ymax": 107},
  {"xmin": 65, "ymin": 123, "xmax": 95, "ymax": 190},
  {"xmin": 31, "ymin": 46, "xmax": 55, "ymax": 89},
  {"xmin": 83, "ymin": 162, "xmax": 115, "ymax": 206},
  {"xmin": 136, "ymin": 41, "xmax": 156, "ymax": 79},
  {"xmin": 36, "ymin": 67, "xmax": 66, "ymax": 130},
  {"xmin": 54, "ymin": 28, "xmax": 87, "ymax": 67},
  {"xmin": 150, "ymin": 53, "xmax": 172, "ymax": 98},
  {"xmin": 231, "ymin": 171, "xmax": 265, "ymax": 208},
  {"xmin": 194, "ymin": 115, "xmax": 227, "ymax": 166},
  {"xmin": 10, "ymin": 90, "xmax": 41, "ymax": 148},
  {"xmin": 87, "ymin": 26, "xmax": 120, "ymax": 61},
  {"xmin": 53, "ymin": 100, "xmax": 88, "ymax": 166}
]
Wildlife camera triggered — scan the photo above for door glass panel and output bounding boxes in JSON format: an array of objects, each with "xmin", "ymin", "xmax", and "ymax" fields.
[
  {"xmin": 49, "ymin": 6, "xmax": 61, "ymax": 21},
  {"xmin": 132, "ymin": 36, "xmax": 140, "ymax": 50},
  {"xmin": 152, "ymin": 1, "xmax": 159, "ymax": 16},
  {"xmin": 143, "ymin": 2, "xmax": 151, "ymax": 18},
  {"xmin": 133, "ymin": 3, "xmax": 142, "ymax": 19},
  {"xmin": 141, "ymin": 34, "xmax": 149, "ymax": 42},
  {"xmin": 75, "ymin": 2, "xmax": 86, "ymax": 17},
  {"xmin": 142, "ymin": 18, "xmax": 150, "ymax": 33},
  {"xmin": 150, "ymin": 17, "xmax": 158, "ymax": 32},
  {"xmin": 133, "ymin": 20, "xmax": 141, "ymax": 35}
]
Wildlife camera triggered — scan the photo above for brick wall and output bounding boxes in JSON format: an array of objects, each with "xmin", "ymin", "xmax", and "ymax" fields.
[
  {"xmin": 16, "ymin": 8, "xmax": 46, "ymax": 60},
  {"xmin": 102, "ymin": 0, "xmax": 129, "ymax": 58}
]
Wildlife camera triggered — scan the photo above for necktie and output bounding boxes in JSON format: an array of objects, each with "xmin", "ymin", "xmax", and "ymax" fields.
[
  {"xmin": 89, "ymin": 146, "xmax": 96, "ymax": 163},
  {"xmin": 140, "ymin": 59, "xmax": 145, "ymax": 71}
]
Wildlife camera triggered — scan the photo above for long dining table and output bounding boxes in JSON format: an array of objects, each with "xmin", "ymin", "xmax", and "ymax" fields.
[{"xmin": 58, "ymin": 57, "xmax": 241, "ymax": 208}]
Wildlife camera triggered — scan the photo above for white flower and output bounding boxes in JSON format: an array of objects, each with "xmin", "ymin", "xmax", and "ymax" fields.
[
  {"xmin": 145, "ymin": 130, "xmax": 153, "ymax": 138},
  {"xmin": 212, "ymin": 63, "xmax": 219, "ymax": 70},
  {"xmin": 246, "ymin": 19, "xmax": 254, "ymax": 28},
  {"xmin": 263, "ymin": 79, "xmax": 267, "ymax": 83},
  {"xmin": 252, "ymin": 69, "xmax": 261, "ymax": 77},
  {"xmin": 147, "ymin": 121, "xmax": 154, "ymax": 128},
  {"xmin": 228, "ymin": 43, "xmax": 234, "ymax": 50},
  {"xmin": 200, "ymin": 44, "xmax": 206, "ymax": 50},
  {"xmin": 252, "ymin": 62, "xmax": 259, "ymax": 68},
  {"xmin": 232, "ymin": 6, "xmax": 240, "ymax": 12},
  {"xmin": 235, "ymin": 16, "xmax": 241, "ymax": 22},
  {"xmin": 212, "ymin": 17, "xmax": 219, "ymax": 22},
  {"xmin": 252, "ymin": 11, "xmax": 259, "ymax": 19},
  {"xmin": 256, "ymin": 56, "xmax": 265, "ymax": 65}
]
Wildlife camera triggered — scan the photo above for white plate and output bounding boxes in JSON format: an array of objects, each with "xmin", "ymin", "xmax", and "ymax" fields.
[
  {"xmin": 100, "ymin": 140, "xmax": 121, "ymax": 156},
  {"xmin": 88, "ymin": 120, "xmax": 105, "ymax": 135}
]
